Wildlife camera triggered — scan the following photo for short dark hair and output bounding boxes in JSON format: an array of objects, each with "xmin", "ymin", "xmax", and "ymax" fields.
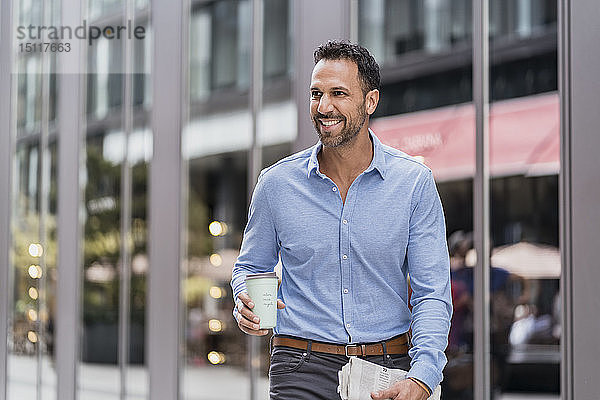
[{"xmin": 313, "ymin": 40, "xmax": 380, "ymax": 95}]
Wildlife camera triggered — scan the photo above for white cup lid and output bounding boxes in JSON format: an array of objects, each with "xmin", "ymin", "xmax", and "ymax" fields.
[{"xmin": 245, "ymin": 272, "xmax": 277, "ymax": 281}]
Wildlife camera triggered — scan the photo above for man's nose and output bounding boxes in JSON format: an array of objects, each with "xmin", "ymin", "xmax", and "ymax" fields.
[{"xmin": 317, "ymin": 94, "xmax": 334, "ymax": 114}]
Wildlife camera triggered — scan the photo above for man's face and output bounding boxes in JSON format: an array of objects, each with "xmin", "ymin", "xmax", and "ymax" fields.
[{"xmin": 310, "ymin": 59, "xmax": 370, "ymax": 148}]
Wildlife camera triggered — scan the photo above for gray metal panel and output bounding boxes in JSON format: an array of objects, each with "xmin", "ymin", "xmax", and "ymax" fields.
[
  {"xmin": 148, "ymin": 0, "xmax": 185, "ymax": 397},
  {"xmin": 562, "ymin": 0, "xmax": 600, "ymax": 398},
  {"xmin": 0, "ymin": 1, "xmax": 15, "ymax": 399},
  {"xmin": 56, "ymin": 0, "xmax": 86, "ymax": 399},
  {"xmin": 248, "ymin": 2, "xmax": 264, "ymax": 399},
  {"xmin": 118, "ymin": 0, "xmax": 135, "ymax": 398},
  {"xmin": 473, "ymin": 0, "xmax": 491, "ymax": 397},
  {"xmin": 292, "ymin": 0, "xmax": 351, "ymax": 152},
  {"xmin": 557, "ymin": 0, "xmax": 573, "ymax": 398}
]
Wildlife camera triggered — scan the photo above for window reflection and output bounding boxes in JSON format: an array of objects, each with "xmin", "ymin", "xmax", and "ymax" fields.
[
  {"xmin": 359, "ymin": 0, "xmax": 556, "ymax": 64},
  {"xmin": 184, "ymin": 1, "xmax": 293, "ymax": 394},
  {"xmin": 9, "ymin": 140, "xmax": 58, "ymax": 400},
  {"xmin": 87, "ymin": 38, "xmax": 123, "ymax": 119},
  {"xmin": 439, "ymin": 175, "xmax": 560, "ymax": 399},
  {"xmin": 189, "ymin": 0, "xmax": 290, "ymax": 102},
  {"xmin": 82, "ymin": 135, "xmax": 122, "ymax": 369},
  {"xmin": 80, "ymin": 129, "xmax": 151, "ymax": 398},
  {"xmin": 185, "ymin": 153, "xmax": 248, "ymax": 370}
]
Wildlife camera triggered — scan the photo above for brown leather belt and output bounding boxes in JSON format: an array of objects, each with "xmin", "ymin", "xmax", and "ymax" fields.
[{"xmin": 272, "ymin": 333, "xmax": 409, "ymax": 357}]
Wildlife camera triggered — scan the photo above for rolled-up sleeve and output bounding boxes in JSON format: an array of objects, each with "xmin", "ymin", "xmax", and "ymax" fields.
[
  {"xmin": 405, "ymin": 170, "xmax": 453, "ymax": 391},
  {"xmin": 230, "ymin": 171, "xmax": 280, "ymax": 300}
]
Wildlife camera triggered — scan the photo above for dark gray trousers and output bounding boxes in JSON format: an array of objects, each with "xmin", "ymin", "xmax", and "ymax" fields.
[{"xmin": 269, "ymin": 340, "xmax": 411, "ymax": 400}]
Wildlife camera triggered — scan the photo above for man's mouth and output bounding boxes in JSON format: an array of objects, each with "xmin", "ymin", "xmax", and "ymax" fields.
[{"xmin": 319, "ymin": 119, "xmax": 343, "ymax": 128}]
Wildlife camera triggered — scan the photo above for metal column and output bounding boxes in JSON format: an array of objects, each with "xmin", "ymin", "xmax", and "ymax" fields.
[
  {"xmin": 473, "ymin": 0, "xmax": 491, "ymax": 399},
  {"xmin": 557, "ymin": 1, "xmax": 573, "ymax": 399},
  {"xmin": 118, "ymin": 0, "xmax": 135, "ymax": 398},
  {"xmin": 292, "ymin": 0, "xmax": 351, "ymax": 152},
  {"xmin": 56, "ymin": 0, "xmax": 87, "ymax": 399},
  {"xmin": 248, "ymin": 0, "xmax": 264, "ymax": 398},
  {"xmin": 559, "ymin": 0, "xmax": 600, "ymax": 398},
  {"xmin": 148, "ymin": 0, "xmax": 187, "ymax": 397},
  {"xmin": 0, "ymin": 0, "xmax": 15, "ymax": 398}
]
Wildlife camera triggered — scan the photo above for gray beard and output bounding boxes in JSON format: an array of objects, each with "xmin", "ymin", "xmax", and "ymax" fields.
[{"xmin": 313, "ymin": 109, "xmax": 367, "ymax": 148}]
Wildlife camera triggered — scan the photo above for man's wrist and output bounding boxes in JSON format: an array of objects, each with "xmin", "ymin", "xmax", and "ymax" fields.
[{"xmin": 407, "ymin": 377, "xmax": 431, "ymax": 397}]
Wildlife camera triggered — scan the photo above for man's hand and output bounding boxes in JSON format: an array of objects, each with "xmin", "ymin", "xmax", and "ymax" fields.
[
  {"xmin": 371, "ymin": 378, "xmax": 429, "ymax": 400},
  {"xmin": 234, "ymin": 291, "xmax": 286, "ymax": 336}
]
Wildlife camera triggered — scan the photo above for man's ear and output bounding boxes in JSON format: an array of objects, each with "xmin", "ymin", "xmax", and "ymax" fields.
[{"xmin": 365, "ymin": 89, "xmax": 379, "ymax": 116}]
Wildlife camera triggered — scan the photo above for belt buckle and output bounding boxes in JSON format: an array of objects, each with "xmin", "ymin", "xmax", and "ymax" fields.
[
  {"xmin": 344, "ymin": 344, "xmax": 356, "ymax": 357},
  {"xmin": 345, "ymin": 344, "xmax": 359, "ymax": 357}
]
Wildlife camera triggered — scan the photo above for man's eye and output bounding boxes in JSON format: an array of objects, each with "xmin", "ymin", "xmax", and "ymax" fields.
[
  {"xmin": 333, "ymin": 91, "xmax": 345, "ymax": 96},
  {"xmin": 311, "ymin": 91, "xmax": 321, "ymax": 98}
]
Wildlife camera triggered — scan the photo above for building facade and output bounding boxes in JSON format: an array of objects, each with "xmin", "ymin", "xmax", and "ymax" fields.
[{"xmin": 1, "ymin": 0, "xmax": 599, "ymax": 399}]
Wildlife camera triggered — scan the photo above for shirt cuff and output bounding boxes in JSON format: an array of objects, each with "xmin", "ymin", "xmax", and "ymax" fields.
[
  {"xmin": 407, "ymin": 377, "xmax": 431, "ymax": 396},
  {"xmin": 406, "ymin": 361, "xmax": 441, "ymax": 395},
  {"xmin": 231, "ymin": 277, "xmax": 248, "ymax": 300}
]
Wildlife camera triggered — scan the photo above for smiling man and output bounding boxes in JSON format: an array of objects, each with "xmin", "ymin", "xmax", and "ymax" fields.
[{"xmin": 231, "ymin": 41, "xmax": 452, "ymax": 400}]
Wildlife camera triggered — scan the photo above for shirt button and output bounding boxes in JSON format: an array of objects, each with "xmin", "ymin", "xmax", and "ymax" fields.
[
  {"xmin": 332, "ymin": 187, "xmax": 337, "ymax": 192},
  {"xmin": 342, "ymin": 254, "xmax": 348, "ymax": 260},
  {"xmin": 346, "ymin": 323, "xmax": 351, "ymax": 328},
  {"xmin": 343, "ymin": 288, "xmax": 349, "ymax": 294},
  {"xmin": 342, "ymin": 219, "xmax": 348, "ymax": 224}
]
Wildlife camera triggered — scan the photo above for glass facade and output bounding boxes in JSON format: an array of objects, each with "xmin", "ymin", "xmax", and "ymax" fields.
[
  {"xmin": 360, "ymin": 0, "xmax": 560, "ymax": 399},
  {"xmin": 360, "ymin": 0, "xmax": 557, "ymax": 116},
  {"xmin": 78, "ymin": 0, "xmax": 152, "ymax": 396},
  {"xmin": 7, "ymin": 0, "xmax": 59, "ymax": 398},
  {"xmin": 1, "ymin": 0, "xmax": 572, "ymax": 399},
  {"xmin": 183, "ymin": 1, "xmax": 292, "ymax": 397}
]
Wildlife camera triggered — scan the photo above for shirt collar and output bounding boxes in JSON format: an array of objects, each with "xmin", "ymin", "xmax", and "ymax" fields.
[{"xmin": 307, "ymin": 129, "xmax": 387, "ymax": 180}]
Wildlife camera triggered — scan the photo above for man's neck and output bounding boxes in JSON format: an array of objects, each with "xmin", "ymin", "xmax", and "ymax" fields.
[{"xmin": 318, "ymin": 128, "xmax": 374, "ymax": 185}]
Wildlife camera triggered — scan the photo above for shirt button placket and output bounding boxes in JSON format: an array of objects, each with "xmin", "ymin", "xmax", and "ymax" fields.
[{"xmin": 340, "ymin": 208, "xmax": 352, "ymax": 335}]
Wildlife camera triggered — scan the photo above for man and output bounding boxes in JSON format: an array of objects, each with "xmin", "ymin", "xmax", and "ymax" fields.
[{"xmin": 231, "ymin": 41, "xmax": 452, "ymax": 400}]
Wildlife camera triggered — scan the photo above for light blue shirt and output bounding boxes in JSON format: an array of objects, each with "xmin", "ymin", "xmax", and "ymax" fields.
[{"xmin": 231, "ymin": 130, "xmax": 452, "ymax": 390}]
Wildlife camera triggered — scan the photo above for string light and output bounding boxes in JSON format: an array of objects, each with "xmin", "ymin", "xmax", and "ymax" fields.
[
  {"xmin": 27, "ymin": 309, "xmax": 38, "ymax": 322},
  {"xmin": 28, "ymin": 287, "xmax": 39, "ymax": 300},
  {"xmin": 28, "ymin": 243, "xmax": 43, "ymax": 257},
  {"xmin": 209, "ymin": 286, "xmax": 223, "ymax": 299},
  {"xmin": 209, "ymin": 253, "xmax": 223, "ymax": 267},
  {"xmin": 28, "ymin": 265, "xmax": 42, "ymax": 279},
  {"xmin": 207, "ymin": 351, "xmax": 226, "ymax": 365},
  {"xmin": 208, "ymin": 319, "xmax": 223, "ymax": 332},
  {"xmin": 208, "ymin": 221, "xmax": 228, "ymax": 236},
  {"xmin": 27, "ymin": 331, "xmax": 38, "ymax": 343}
]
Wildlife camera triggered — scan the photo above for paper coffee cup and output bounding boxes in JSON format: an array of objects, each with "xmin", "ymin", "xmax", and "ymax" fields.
[{"xmin": 245, "ymin": 272, "xmax": 278, "ymax": 329}]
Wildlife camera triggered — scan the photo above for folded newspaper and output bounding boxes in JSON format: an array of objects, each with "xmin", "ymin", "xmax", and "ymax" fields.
[{"xmin": 337, "ymin": 357, "xmax": 441, "ymax": 400}]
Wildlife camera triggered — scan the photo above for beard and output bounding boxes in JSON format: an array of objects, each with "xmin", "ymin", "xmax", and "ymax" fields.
[{"xmin": 312, "ymin": 105, "xmax": 367, "ymax": 148}]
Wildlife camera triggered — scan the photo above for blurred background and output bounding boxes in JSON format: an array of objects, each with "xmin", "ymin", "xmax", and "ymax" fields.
[{"xmin": 0, "ymin": 0, "xmax": 573, "ymax": 399}]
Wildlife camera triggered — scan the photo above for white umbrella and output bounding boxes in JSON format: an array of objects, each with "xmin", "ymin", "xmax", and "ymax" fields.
[{"xmin": 491, "ymin": 241, "xmax": 560, "ymax": 279}]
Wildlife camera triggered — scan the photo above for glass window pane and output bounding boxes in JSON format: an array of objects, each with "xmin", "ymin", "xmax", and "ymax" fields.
[
  {"xmin": 488, "ymin": 0, "xmax": 560, "ymax": 398},
  {"xmin": 361, "ymin": 0, "xmax": 475, "ymax": 398},
  {"xmin": 189, "ymin": 0, "xmax": 290, "ymax": 103},
  {"xmin": 126, "ymin": 127, "xmax": 151, "ymax": 400},
  {"xmin": 8, "ymin": 142, "xmax": 41, "ymax": 400},
  {"xmin": 79, "ymin": 132, "xmax": 122, "ymax": 399},
  {"xmin": 9, "ymin": 0, "xmax": 60, "ymax": 397},
  {"xmin": 360, "ymin": 0, "xmax": 470, "ymax": 64},
  {"xmin": 183, "ymin": 1, "xmax": 292, "ymax": 398},
  {"xmin": 79, "ymin": 2, "xmax": 151, "ymax": 397}
]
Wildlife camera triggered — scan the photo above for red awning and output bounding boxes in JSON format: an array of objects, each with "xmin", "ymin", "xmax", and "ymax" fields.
[{"xmin": 371, "ymin": 93, "xmax": 560, "ymax": 182}]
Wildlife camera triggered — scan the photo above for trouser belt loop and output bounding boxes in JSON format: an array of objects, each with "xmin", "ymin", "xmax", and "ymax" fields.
[
  {"xmin": 269, "ymin": 334, "xmax": 275, "ymax": 355},
  {"xmin": 305, "ymin": 339, "xmax": 312, "ymax": 360},
  {"xmin": 381, "ymin": 341, "xmax": 389, "ymax": 365}
]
